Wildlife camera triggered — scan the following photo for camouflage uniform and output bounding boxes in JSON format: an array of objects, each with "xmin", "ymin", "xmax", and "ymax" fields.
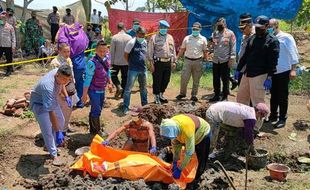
[{"xmin": 24, "ymin": 18, "xmax": 43, "ymax": 55}]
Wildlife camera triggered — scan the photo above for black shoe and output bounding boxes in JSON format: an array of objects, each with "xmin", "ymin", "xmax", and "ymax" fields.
[
  {"xmin": 231, "ymin": 80, "xmax": 238, "ymax": 90},
  {"xmin": 209, "ymin": 96, "xmax": 220, "ymax": 102},
  {"xmin": 273, "ymin": 120, "xmax": 286, "ymax": 128},
  {"xmin": 190, "ymin": 96, "xmax": 198, "ymax": 102},
  {"xmin": 176, "ymin": 94, "xmax": 186, "ymax": 100},
  {"xmin": 221, "ymin": 96, "xmax": 228, "ymax": 101},
  {"xmin": 4, "ymin": 71, "xmax": 12, "ymax": 76},
  {"xmin": 264, "ymin": 115, "xmax": 278, "ymax": 123}
]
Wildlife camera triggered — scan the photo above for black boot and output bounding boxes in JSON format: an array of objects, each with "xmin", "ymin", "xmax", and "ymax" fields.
[
  {"xmin": 229, "ymin": 76, "xmax": 238, "ymax": 90},
  {"xmin": 114, "ymin": 85, "xmax": 123, "ymax": 98},
  {"xmin": 89, "ymin": 116, "xmax": 107, "ymax": 137}
]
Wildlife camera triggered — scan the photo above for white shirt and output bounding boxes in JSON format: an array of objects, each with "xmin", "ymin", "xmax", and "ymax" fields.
[
  {"xmin": 207, "ymin": 102, "xmax": 256, "ymax": 127},
  {"xmin": 275, "ymin": 31, "xmax": 299, "ymax": 74},
  {"xmin": 90, "ymin": 14, "xmax": 99, "ymax": 24},
  {"xmin": 181, "ymin": 34, "xmax": 208, "ymax": 59}
]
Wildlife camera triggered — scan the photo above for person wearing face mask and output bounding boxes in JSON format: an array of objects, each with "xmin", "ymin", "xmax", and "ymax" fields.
[
  {"xmin": 0, "ymin": 11, "xmax": 16, "ymax": 76},
  {"xmin": 86, "ymin": 24, "xmax": 95, "ymax": 49},
  {"xmin": 159, "ymin": 114, "xmax": 211, "ymax": 185},
  {"xmin": 266, "ymin": 19, "xmax": 299, "ymax": 128},
  {"xmin": 102, "ymin": 107, "xmax": 157, "ymax": 154},
  {"xmin": 81, "ymin": 41, "xmax": 112, "ymax": 136},
  {"xmin": 63, "ymin": 8, "xmax": 75, "ymax": 25},
  {"xmin": 30, "ymin": 65, "xmax": 73, "ymax": 166},
  {"xmin": 127, "ymin": 18, "xmax": 140, "ymax": 37},
  {"xmin": 24, "ymin": 11, "xmax": 43, "ymax": 56},
  {"xmin": 110, "ymin": 22, "xmax": 132, "ymax": 98},
  {"xmin": 148, "ymin": 20, "xmax": 176, "ymax": 104},
  {"xmin": 234, "ymin": 13, "xmax": 255, "ymax": 85},
  {"xmin": 206, "ymin": 102, "xmax": 269, "ymax": 157},
  {"xmin": 236, "ymin": 16, "xmax": 280, "ymax": 107},
  {"xmin": 122, "ymin": 27, "xmax": 148, "ymax": 114},
  {"xmin": 210, "ymin": 17, "xmax": 236, "ymax": 102},
  {"xmin": 47, "ymin": 6, "xmax": 60, "ymax": 44},
  {"xmin": 175, "ymin": 22, "xmax": 208, "ymax": 102}
]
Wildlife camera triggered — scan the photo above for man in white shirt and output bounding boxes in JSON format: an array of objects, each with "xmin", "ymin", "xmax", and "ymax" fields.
[
  {"xmin": 267, "ymin": 19, "xmax": 299, "ymax": 128},
  {"xmin": 90, "ymin": 9, "xmax": 99, "ymax": 31},
  {"xmin": 176, "ymin": 22, "xmax": 208, "ymax": 102}
]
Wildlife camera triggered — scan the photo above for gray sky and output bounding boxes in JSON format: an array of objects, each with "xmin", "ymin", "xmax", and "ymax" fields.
[{"xmin": 14, "ymin": 0, "xmax": 146, "ymax": 16}]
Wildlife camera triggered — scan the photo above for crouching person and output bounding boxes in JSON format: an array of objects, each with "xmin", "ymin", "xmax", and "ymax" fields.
[
  {"xmin": 81, "ymin": 40, "xmax": 113, "ymax": 136},
  {"xmin": 30, "ymin": 65, "xmax": 72, "ymax": 166},
  {"xmin": 206, "ymin": 101, "xmax": 269, "ymax": 155},
  {"xmin": 102, "ymin": 107, "xmax": 157, "ymax": 154},
  {"xmin": 159, "ymin": 114, "xmax": 211, "ymax": 187}
]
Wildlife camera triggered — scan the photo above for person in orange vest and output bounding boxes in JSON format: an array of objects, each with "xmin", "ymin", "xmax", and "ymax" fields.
[{"xmin": 102, "ymin": 107, "xmax": 157, "ymax": 154}]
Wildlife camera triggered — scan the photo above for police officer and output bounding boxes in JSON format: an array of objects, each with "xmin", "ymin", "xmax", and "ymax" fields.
[
  {"xmin": 176, "ymin": 22, "xmax": 208, "ymax": 102},
  {"xmin": 127, "ymin": 18, "xmax": 140, "ymax": 38},
  {"xmin": 210, "ymin": 17, "xmax": 236, "ymax": 102},
  {"xmin": 102, "ymin": 107, "xmax": 157, "ymax": 154},
  {"xmin": 148, "ymin": 20, "xmax": 176, "ymax": 104},
  {"xmin": 63, "ymin": 8, "xmax": 75, "ymax": 25}
]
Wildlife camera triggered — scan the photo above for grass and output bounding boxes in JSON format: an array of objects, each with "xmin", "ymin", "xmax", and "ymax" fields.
[{"xmin": 289, "ymin": 71, "xmax": 310, "ymax": 95}]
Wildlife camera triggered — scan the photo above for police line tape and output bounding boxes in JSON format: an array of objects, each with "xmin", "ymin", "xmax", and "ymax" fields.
[{"xmin": 0, "ymin": 25, "xmax": 212, "ymax": 68}]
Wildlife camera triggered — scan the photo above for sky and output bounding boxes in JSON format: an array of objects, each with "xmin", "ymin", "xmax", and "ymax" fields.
[{"xmin": 14, "ymin": 0, "xmax": 146, "ymax": 16}]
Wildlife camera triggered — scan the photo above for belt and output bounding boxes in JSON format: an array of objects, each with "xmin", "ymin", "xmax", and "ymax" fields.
[
  {"xmin": 185, "ymin": 56, "xmax": 202, "ymax": 61},
  {"xmin": 154, "ymin": 57, "xmax": 171, "ymax": 62}
]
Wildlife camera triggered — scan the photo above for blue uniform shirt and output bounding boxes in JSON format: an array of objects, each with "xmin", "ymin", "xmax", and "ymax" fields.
[{"xmin": 30, "ymin": 69, "xmax": 61, "ymax": 112}]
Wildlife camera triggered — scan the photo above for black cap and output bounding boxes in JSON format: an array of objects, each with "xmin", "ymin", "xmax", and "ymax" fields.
[
  {"xmin": 239, "ymin": 13, "xmax": 252, "ymax": 28},
  {"xmin": 254, "ymin": 15, "xmax": 269, "ymax": 27},
  {"xmin": 137, "ymin": 26, "xmax": 146, "ymax": 34},
  {"xmin": 66, "ymin": 8, "xmax": 71, "ymax": 12},
  {"xmin": 53, "ymin": 6, "xmax": 58, "ymax": 10}
]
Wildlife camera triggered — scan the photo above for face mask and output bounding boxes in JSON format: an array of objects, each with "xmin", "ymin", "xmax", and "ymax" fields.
[
  {"xmin": 132, "ymin": 116, "xmax": 140, "ymax": 122},
  {"xmin": 9, "ymin": 13, "xmax": 13, "ymax": 16},
  {"xmin": 136, "ymin": 37, "xmax": 145, "ymax": 43},
  {"xmin": 255, "ymin": 27, "xmax": 266, "ymax": 37},
  {"xmin": 159, "ymin": 28, "xmax": 168, "ymax": 35},
  {"xmin": 87, "ymin": 28, "xmax": 91, "ymax": 31},
  {"xmin": 0, "ymin": 20, "xmax": 3, "ymax": 25},
  {"xmin": 32, "ymin": 16, "xmax": 36, "ymax": 19},
  {"xmin": 192, "ymin": 30, "xmax": 200, "ymax": 37},
  {"xmin": 133, "ymin": 24, "xmax": 139, "ymax": 31},
  {"xmin": 217, "ymin": 25, "xmax": 224, "ymax": 32},
  {"xmin": 267, "ymin": 28, "xmax": 275, "ymax": 35}
]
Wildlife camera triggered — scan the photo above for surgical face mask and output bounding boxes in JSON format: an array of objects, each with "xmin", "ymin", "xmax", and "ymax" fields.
[
  {"xmin": 267, "ymin": 27, "xmax": 275, "ymax": 35},
  {"xmin": 0, "ymin": 20, "xmax": 3, "ymax": 25},
  {"xmin": 255, "ymin": 27, "xmax": 266, "ymax": 37},
  {"xmin": 132, "ymin": 116, "xmax": 140, "ymax": 122},
  {"xmin": 217, "ymin": 25, "xmax": 224, "ymax": 32},
  {"xmin": 133, "ymin": 24, "xmax": 139, "ymax": 31},
  {"xmin": 136, "ymin": 37, "xmax": 145, "ymax": 43},
  {"xmin": 9, "ymin": 13, "xmax": 13, "ymax": 16},
  {"xmin": 159, "ymin": 28, "xmax": 168, "ymax": 35},
  {"xmin": 192, "ymin": 30, "xmax": 200, "ymax": 37}
]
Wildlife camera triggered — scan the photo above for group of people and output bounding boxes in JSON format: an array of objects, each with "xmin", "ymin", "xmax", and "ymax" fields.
[{"xmin": 24, "ymin": 7, "xmax": 300, "ymax": 187}]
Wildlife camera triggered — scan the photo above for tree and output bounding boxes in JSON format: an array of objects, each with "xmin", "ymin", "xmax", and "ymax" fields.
[
  {"xmin": 146, "ymin": 0, "xmax": 183, "ymax": 13},
  {"xmin": 21, "ymin": 0, "xmax": 34, "ymax": 22},
  {"xmin": 6, "ymin": 0, "xmax": 14, "ymax": 10},
  {"xmin": 82, "ymin": 0, "xmax": 91, "ymax": 23},
  {"xmin": 294, "ymin": 0, "xmax": 310, "ymax": 27}
]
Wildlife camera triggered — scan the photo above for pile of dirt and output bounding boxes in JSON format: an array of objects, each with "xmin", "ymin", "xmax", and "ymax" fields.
[{"xmin": 268, "ymin": 152, "xmax": 310, "ymax": 172}]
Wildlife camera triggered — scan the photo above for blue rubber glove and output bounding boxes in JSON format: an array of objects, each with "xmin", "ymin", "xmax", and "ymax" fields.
[
  {"xmin": 172, "ymin": 167, "xmax": 182, "ymax": 179},
  {"xmin": 65, "ymin": 96, "xmax": 72, "ymax": 107},
  {"xmin": 263, "ymin": 78, "xmax": 272, "ymax": 91},
  {"xmin": 102, "ymin": 140, "xmax": 109, "ymax": 146},
  {"xmin": 56, "ymin": 131, "xmax": 64, "ymax": 145},
  {"xmin": 233, "ymin": 70, "xmax": 240, "ymax": 80},
  {"xmin": 149, "ymin": 146, "xmax": 157, "ymax": 155},
  {"xmin": 172, "ymin": 161, "xmax": 178, "ymax": 172}
]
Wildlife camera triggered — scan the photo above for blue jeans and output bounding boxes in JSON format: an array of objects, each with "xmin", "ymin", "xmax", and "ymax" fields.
[
  {"xmin": 88, "ymin": 90, "xmax": 105, "ymax": 117},
  {"xmin": 123, "ymin": 70, "xmax": 148, "ymax": 110},
  {"xmin": 31, "ymin": 103, "xmax": 64, "ymax": 157}
]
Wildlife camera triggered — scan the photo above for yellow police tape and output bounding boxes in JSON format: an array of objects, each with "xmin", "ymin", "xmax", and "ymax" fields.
[{"xmin": 0, "ymin": 25, "xmax": 211, "ymax": 68}]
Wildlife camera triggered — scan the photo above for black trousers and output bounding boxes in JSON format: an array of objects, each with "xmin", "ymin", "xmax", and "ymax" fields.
[
  {"xmin": 50, "ymin": 24, "xmax": 59, "ymax": 43},
  {"xmin": 111, "ymin": 64, "xmax": 128, "ymax": 90},
  {"xmin": 192, "ymin": 134, "xmax": 210, "ymax": 183},
  {"xmin": 212, "ymin": 61, "xmax": 230, "ymax": 96},
  {"xmin": 0, "ymin": 47, "xmax": 13, "ymax": 73},
  {"xmin": 152, "ymin": 60, "xmax": 171, "ymax": 95},
  {"xmin": 270, "ymin": 70, "xmax": 290, "ymax": 120}
]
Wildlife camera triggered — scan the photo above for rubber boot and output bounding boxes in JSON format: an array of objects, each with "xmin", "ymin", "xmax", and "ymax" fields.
[
  {"xmin": 90, "ymin": 116, "xmax": 108, "ymax": 137},
  {"xmin": 154, "ymin": 94, "xmax": 161, "ymax": 105},
  {"xmin": 89, "ymin": 114, "xmax": 96, "ymax": 134}
]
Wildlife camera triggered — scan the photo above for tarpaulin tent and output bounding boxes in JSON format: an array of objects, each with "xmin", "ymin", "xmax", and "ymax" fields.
[
  {"xmin": 108, "ymin": 8, "xmax": 189, "ymax": 50},
  {"xmin": 180, "ymin": 0, "xmax": 303, "ymax": 49},
  {"xmin": 71, "ymin": 135, "xmax": 198, "ymax": 189}
]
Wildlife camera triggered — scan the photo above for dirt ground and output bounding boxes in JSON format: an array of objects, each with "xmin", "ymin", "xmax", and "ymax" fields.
[{"xmin": 0, "ymin": 31, "xmax": 310, "ymax": 189}]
